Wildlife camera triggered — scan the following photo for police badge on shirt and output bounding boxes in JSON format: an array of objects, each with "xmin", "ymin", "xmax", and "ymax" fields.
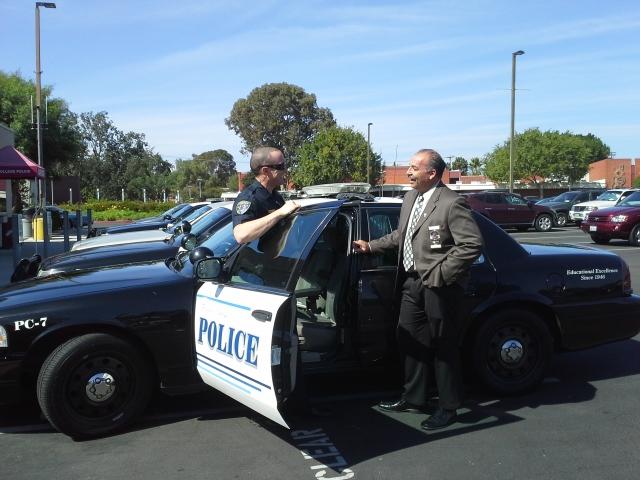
[{"xmin": 235, "ymin": 200, "xmax": 252, "ymax": 215}]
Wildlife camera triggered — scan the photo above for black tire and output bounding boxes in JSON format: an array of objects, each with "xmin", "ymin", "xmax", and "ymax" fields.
[
  {"xmin": 629, "ymin": 225, "xmax": 640, "ymax": 247},
  {"xmin": 590, "ymin": 235, "xmax": 610, "ymax": 245},
  {"xmin": 534, "ymin": 214, "xmax": 553, "ymax": 232},
  {"xmin": 37, "ymin": 333, "xmax": 154, "ymax": 439},
  {"xmin": 472, "ymin": 310, "xmax": 552, "ymax": 395},
  {"xmin": 554, "ymin": 212, "xmax": 568, "ymax": 227}
]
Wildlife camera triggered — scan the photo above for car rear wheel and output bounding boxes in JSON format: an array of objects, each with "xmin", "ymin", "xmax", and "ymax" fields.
[
  {"xmin": 472, "ymin": 310, "xmax": 552, "ymax": 395},
  {"xmin": 590, "ymin": 235, "xmax": 610, "ymax": 245},
  {"xmin": 37, "ymin": 333, "xmax": 154, "ymax": 439},
  {"xmin": 554, "ymin": 212, "xmax": 568, "ymax": 227},
  {"xmin": 629, "ymin": 225, "xmax": 640, "ymax": 247},
  {"xmin": 534, "ymin": 214, "xmax": 553, "ymax": 232}
]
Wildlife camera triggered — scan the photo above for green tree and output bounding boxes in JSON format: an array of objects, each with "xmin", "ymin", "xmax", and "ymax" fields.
[
  {"xmin": 451, "ymin": 156, "xmax": 468, "ymax": 175},
  {"xmin": 191, "ymin": 149, "xmax": 236, "ymax": 186},
  {"xmin": 225, "ymin": 82, "xmax": 336, "ymax": 166},
  {"xmin": 483, "ymin": 128, "xmax": 610, "ymax": 188},
  {"xmin": 469, "ymin": 157, "xmax": 483, "ymax": 175},
  {"xmin": 633, "ymin": 176, "xmax": 640, "ymax": 188},
  {"xmin": 0, "ymin": 70, "xmax": 83, "ymax": 180},
  {"xmin": 291, "ymin": 126, "xmax": 381, "ymax": 187}
]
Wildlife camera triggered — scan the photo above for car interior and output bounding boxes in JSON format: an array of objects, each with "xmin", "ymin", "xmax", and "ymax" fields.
[{"xmin": 294, "ymin": 213, "xmax": 351, "ymax": 362}]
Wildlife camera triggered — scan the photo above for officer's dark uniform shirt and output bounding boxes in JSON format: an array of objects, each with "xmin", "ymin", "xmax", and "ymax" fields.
[{"xmin": 232, "ymin": 180, "xmax": 285, "ymax": 227}]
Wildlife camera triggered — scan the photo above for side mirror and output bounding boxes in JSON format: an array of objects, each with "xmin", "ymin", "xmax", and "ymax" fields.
[
  {"xmin": 181, "ymin": 220, "xmax": 192, "ymax": 234},
  {"xmin": 164, "ymin": 214, "xmax": 173, "ymax": 220},
  {"xmin": 181, "ymin": 233, "xmax": 197, "ymax": 251},
  {"xmin": 527, "ymin": 201, "xmax": 533, "ymax": 207},
  {"xmin": 195, "ymin": 257, "xmax": 223, "ymax": 281}
]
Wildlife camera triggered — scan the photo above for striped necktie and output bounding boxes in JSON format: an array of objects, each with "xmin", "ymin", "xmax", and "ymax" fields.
[{"xmin": 403, "ymin": 194, "xmax": 424, "ymax": 271}]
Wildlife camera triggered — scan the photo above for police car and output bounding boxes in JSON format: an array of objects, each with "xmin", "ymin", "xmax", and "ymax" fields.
[
  {"xmin": 9, "ymin": 204, "xmax": 233, "ymax": 281},
  {"xmin": 1, "ymin": 195, "xmax": 639, "ymax": 438}
]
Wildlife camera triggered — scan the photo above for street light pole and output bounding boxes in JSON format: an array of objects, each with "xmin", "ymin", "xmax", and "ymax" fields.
[
  {"xmin": 366, "ymin": 122, "xmax": 373, "ymax": 185},
  {"xmin": 509, "ymin": 50, "xmax": 525, "ymax": 193},
  {"xmin": 35, "ymin": 2, "xmax": 56, "ymax": 208}
]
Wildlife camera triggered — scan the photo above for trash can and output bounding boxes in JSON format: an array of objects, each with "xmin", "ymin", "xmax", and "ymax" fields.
[
  {"xmin": 21, "ymin": 215, "xmax": 32, "ymax": 239},
  {"xmin": 33, "ymin": 212, "xmax": 53, "ymax": 240}
]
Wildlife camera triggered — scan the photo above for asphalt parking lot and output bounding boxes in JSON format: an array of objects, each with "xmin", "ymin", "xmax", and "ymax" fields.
[{"xmin": 1, "ymin": 226, "xmax": 639, "ymax": 480}]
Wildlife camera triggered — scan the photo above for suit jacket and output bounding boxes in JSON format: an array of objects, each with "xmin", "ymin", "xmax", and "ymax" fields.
[{"xmin": 369, "ymin": 182, "xmax": 483, "ymax": 288}]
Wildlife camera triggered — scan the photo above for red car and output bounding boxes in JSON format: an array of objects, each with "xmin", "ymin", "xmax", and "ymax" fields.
[
  {"xmin": 581, "ymin": 190, "xmax": 640, "ymax": 245},
  {"xmin": 465, "ymin": 191, "xmax": 556, "ymax": 232}
]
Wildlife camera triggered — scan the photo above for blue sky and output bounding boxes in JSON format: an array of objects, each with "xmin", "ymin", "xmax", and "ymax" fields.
[{"xmin": 2, "ymin": 0, "xmax": 639, "ymax": 171}]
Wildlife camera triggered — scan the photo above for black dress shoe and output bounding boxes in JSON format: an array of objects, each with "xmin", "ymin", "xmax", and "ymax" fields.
[
  {"xmin": 378, "ymin": 399, "xmax": 423, "ymax": 413},
  {"xmin": 421, "ymin": 408, "xmax": 457, "ymax": 430}
]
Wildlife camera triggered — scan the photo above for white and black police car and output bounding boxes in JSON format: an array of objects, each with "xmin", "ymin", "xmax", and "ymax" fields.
[{"xmin": 1, "ymin": 194, "xmax": 639, "ymax": 438}]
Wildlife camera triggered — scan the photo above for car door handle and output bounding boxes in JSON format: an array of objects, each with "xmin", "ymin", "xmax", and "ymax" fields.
[{"xmin": 252, "ymin": 310, "xmax": 272, "ymax": 322}]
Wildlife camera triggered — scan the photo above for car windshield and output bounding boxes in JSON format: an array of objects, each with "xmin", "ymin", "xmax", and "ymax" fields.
[
  {"xmin": 173, "ymin": 219, "xmax": 237, "ymax": 269},
  {"xmin": 176, "ymin": 204, "xmax": 209, "ymax": 221},
  {"xmin": 191, "ymin": 208, "xmax": 230, "ymax": 237},
  {"xmin": 617, "ymin": 191, "xmax": 640, "ymax": 207},
  {"xmin": 554, "ymin": 192, "xmax": 580, "ymax": 202},
  {"xmin": 537, "ymin": 196, "xmax": 557, "ymax": 204},
  {"xmin": 163, "ymin": 203, "xmax": 187, "ymax": 217},
  {"xmin": 182, "ymin": 205, "xmax": 212, "ymax": 223},
  {"xmin": 596, "ymin": 191, "xmax": 621, "ymax": 201}
]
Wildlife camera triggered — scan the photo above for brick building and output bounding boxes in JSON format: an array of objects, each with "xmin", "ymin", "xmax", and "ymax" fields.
[{"xmin": 587, "ymin": 158, "xmax": 639, "ymax": 188}]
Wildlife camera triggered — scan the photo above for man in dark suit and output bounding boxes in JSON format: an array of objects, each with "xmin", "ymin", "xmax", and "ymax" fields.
[{"xmin": 353, "ymin": 148, "xmax": 483, "ymax": 429}]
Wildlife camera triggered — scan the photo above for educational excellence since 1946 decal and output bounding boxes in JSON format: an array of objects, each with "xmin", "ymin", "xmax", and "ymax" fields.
[{"xmin": 566, "ymin": 267, "xmax": 619, "ymax": 281}]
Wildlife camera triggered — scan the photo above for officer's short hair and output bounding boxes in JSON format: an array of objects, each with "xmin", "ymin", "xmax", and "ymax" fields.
[
  {"xmin": 250, "ymin": 147, "xmax": 282, "ymax": 173},
  {"xmin": 416, "ymin": 149, "xmax": 446, "ymax": 177}
]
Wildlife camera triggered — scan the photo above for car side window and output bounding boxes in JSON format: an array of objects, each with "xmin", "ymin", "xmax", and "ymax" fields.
[
  {"xmin": 505, "ymin": 194, "xmax": 527, "ymax": 206},
  {"xmin": 484, "ymin": 193, "xmax": 503, "ymax": 204},
  {"xmin": 228, "ymin": 210, "xmax": 332, "ymax": 290},
  {"xmin": 365, "ymin": 208, "xmax": 400, "ymax": 268}
]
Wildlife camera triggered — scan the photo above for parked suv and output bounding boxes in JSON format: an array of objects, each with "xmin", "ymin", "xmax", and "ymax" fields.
[
  {"xmin": 580, "ymin": 190, "xmax": 640, "ymax": 245},
  {"xmin": 541, "ymin": 189, "xmax": 604, "ymax": 226},
  {"xmin": 465, "ymin": 191, "xmax": 555, "ymax": 231},
  {"xmin": 569, "ymin": 189, "xmax": 639, "ymax": 226}
]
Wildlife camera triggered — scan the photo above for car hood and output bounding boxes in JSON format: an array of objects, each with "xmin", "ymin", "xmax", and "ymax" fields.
[
  {"xmin": 42, "ymin": 240, "xmax": 176, "ymax": 270},
  {"xmin": 72, "ymin": 229, "xmax": 170, "ymax": 251},
  {"xmin": 572, "ymin": 200, "xmax": 617, "ymax": 209},
  {"xmin": 586, "ymin": 205, "xmax": 640, "ymax": 217},
  {"xmin": 0, "ymin": 260, "xmax": 187, "ymax": 310}
]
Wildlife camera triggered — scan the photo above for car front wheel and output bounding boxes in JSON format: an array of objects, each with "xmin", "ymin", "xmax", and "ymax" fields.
[
  {"xmin": 554, "ymin": 212, "xmax": 568, "ymax": 227},
  {"xmin": 629, "ymin": 225, "xmax": 640, "ymax": 247},
  {"xmin": 534, "ymin": 214, "xmax": 553, "ymax": 232},
  {"xmin": 472, "ymin": 310, "xmax": 553, "ymax": 395},
  {"xmin": 37, "ymin": 333, "xmax": 154, "ymax": 439}
]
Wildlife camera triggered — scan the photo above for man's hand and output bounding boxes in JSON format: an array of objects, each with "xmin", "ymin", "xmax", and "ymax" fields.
[
  {"xmin": 279, "ymin": 200, "xmax": 300, "ymax": 217},
  {"xmin": 352, "ymin": 239, "xmax": 370, "ymax": 253}
]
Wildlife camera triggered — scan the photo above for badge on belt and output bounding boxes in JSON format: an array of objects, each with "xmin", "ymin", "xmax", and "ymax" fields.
[{"xmin": 428, "ymin": 225, "xmax": 442, "ymax": 249}]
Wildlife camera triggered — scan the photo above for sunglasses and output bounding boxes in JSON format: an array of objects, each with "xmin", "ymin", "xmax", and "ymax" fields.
[{"xmin": 260, "ymin": 163, "xmax": 286, "ymax": 171}]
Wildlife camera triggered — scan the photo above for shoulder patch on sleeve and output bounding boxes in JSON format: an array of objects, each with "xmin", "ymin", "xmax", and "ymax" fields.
[{"xmin": 235, "ymin": 200, "xmax": 252, "ymax": 215}]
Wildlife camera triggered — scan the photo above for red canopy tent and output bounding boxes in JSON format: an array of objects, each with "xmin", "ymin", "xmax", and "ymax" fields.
[{"xmin": 0, "ymin": 145, "xmax": 45, "ymax": 179}]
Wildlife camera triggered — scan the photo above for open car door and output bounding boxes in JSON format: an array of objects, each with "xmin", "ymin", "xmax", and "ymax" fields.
[{"xmin": 194, "ymin": 207, "xmax": 338, "ymax": 428}]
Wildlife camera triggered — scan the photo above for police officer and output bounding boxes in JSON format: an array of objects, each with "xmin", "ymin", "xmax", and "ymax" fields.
[{"xmin": 232, "ymin": 146, "xmax": 300, "ymax": 243}]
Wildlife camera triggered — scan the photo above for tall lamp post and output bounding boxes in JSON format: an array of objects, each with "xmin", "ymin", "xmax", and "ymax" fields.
[
  {"xmin": 35, "ymin": 2, "xmax": 56, "ymax": 208},
  {"xmin": 509, "ymin": 50, "xmax": 525, "ymax": 193},
  {"xmin": 366, "ymin": 122, "xmax": 373, "ymax": 185}
]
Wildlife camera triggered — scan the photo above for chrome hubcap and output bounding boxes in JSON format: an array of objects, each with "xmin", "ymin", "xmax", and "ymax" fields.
[
  {"xmin": 86, "ymin": 372, "xmax": 116, "ymax": 402},
  {"xmin": 539, "ymin": 217, "xmax": 551, "ymax": 230},
  {"xmin": 500, "ymin": 340, "xmax": 524, "ymax": 364}
]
